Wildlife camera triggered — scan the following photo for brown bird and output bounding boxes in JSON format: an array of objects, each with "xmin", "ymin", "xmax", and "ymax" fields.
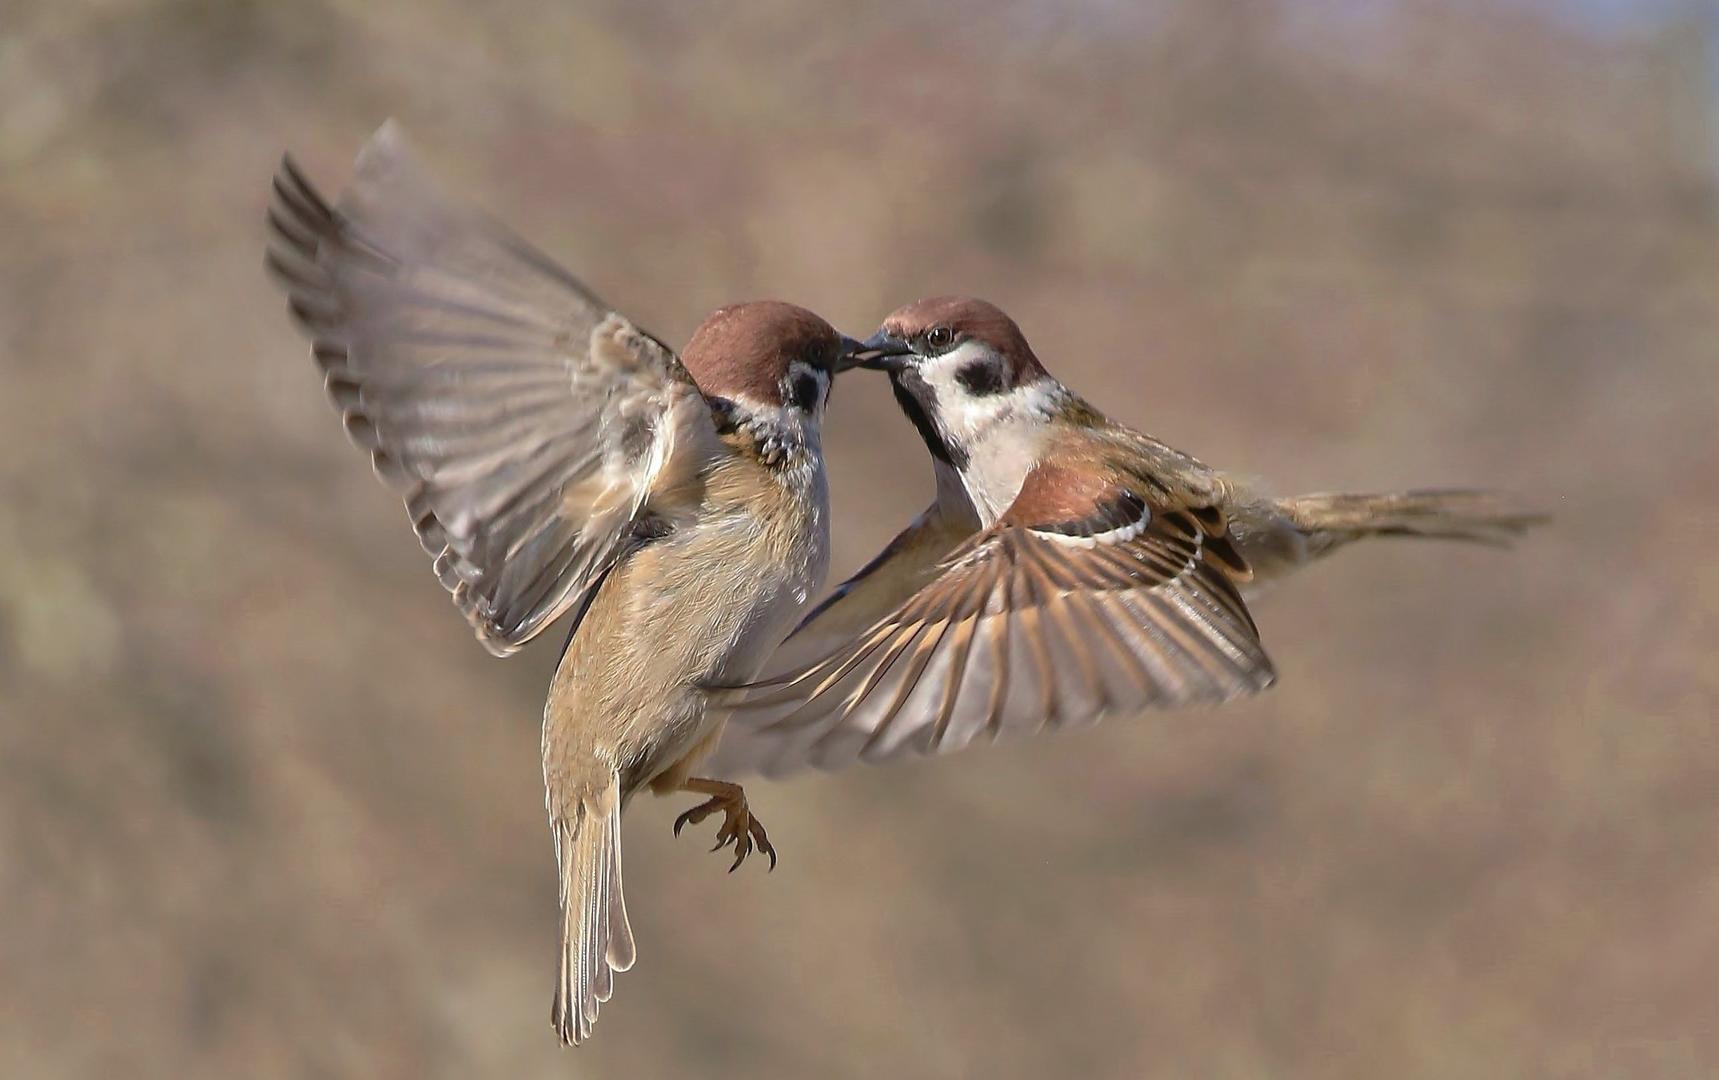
[
  {"xmin": 711, "ymin": 296, "xmax": 1542, "ymax": 775},
  {"xmin": 265, "ymin": 123, "xmax": 862, "ymax": 1043}
]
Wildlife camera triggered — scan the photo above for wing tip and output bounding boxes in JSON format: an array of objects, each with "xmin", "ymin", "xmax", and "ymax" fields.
[
  {"xmin": 366, "ymin": 117, "xmax": 411, "ymax": 157},
  {"xmin": 350, "ymin": 117, "xmax": 434, "ymax": 201},
  {"xmin": 474, "ymin": 627, "xmax": 519, "ymax": 658}
]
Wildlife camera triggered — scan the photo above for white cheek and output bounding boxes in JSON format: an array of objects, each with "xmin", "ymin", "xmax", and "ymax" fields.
[
  {"xmin": 924, "ymin": 339, "xmax": 993, "ymax": 371},
  {"xmin": 920, "ymin": 341, "xmax": 990, "ymax": 389},
  {"xmin": 927, "ymin": 368, "xmax": 1066, "ymax": 523},
  {"xmin": 923, "ymin": 350, "xmax": 1060, "ymax": 444},
  {"xmin": 921, "ymin": 342, "xmax": 1007, "ymax": 436}
]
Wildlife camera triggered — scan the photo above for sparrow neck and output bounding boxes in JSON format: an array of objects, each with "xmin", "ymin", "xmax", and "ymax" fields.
[
  {"xmin": 951, "ymin": 377, "xmax": 1068, "ymax": 525},
  {"xmin": 710, "ymin": 395, "xmax": 822, "ymax": 472},
  {"xmin": 888, "ymin": 374, "xmax": 966, "ymax": 471},
  {"xmin": 931, "ymin": 458, "xmax": 983, "ymax": 530}
]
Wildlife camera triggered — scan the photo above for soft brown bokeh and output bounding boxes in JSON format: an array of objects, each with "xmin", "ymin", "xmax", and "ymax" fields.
[{"xmin": 4, "ymin": 1, "xmax": 1716, "ymax": 1076}]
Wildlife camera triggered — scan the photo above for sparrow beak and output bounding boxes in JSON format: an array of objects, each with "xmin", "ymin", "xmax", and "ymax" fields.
[
  {"xmin": 849, "ymin": 331, "xmax": 915, "ymax": 372},
  {"xmin": 833, "ymin": 335, "xmax": 871, "ymax": 373}
]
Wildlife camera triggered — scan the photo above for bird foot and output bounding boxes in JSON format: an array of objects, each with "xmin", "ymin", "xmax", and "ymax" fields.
[{"xmin": 673, "ymin": 780, "xmax": 776, "ymax": 873}]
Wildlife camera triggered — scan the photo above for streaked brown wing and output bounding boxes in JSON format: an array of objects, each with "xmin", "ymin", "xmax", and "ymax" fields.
[
  {"xmin": 718, "ymin": 477, "xmax": 1274, "ymax": 776},
  {"xmin": 266, "ymin": 123, "xmax": 718, "ymax": 655}
]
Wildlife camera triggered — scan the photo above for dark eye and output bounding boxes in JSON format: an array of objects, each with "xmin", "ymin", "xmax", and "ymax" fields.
[
  {"xmin": 789, "ymin": 372, "xmax": 821, "ymax": 412},
  {"xmin": 925, "ymin": 325, "xmax": 954, "ymax": 350},
  {"xmin": 955, "ymin": 359, "xmax": 1006, "ymax": 396}
]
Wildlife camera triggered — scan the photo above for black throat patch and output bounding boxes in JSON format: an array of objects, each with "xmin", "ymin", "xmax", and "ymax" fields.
[{"xmin": 889, "ymin": 374, "xmax": 967, "ymax": 470}]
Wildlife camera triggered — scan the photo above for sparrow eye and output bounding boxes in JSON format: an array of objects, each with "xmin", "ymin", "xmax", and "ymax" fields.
[{"xmin": 925, "ymin": 326, "xmax": 954, "ymax": 351}]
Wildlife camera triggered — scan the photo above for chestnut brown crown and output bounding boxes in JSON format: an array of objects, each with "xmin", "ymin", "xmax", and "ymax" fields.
[
  {"xmin": 879, "ymin": 296, "xmax": 1048, "ymax": 382},
  {"xmin": 681, "ymin": 301, "xmax": 847, "ymax": 409}
]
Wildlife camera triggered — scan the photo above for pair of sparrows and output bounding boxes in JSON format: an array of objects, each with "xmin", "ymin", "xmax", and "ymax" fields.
[{"xmin": 265, "ymin": 125, "xmax": 1541, "ymax": 1045}]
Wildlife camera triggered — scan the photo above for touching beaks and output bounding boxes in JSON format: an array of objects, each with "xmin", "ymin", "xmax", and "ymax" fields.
[
  {"xmin": 848, "ymin": 331, "xmax": 915, "ymax": 372},
  {"xmin": 833, "ymin": 335, "xmax": 872, "ymax": 373}
]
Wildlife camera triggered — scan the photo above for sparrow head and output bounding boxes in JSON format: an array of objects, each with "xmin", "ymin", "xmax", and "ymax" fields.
[
  {"xmin": 857, "ymin": 296, "xmax": 1047, "ymax": 384},
  {"xmin": 682, "ymin": 300, "xmax": 864, "ymax": 421},
  {"xmin": 852, "ymin": 296, "xmax": 1065, "ymax": 472}
]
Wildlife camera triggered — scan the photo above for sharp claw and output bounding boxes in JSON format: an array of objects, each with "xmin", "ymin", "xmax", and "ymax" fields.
[
  {"xmin": 735, "ymin": 824, "xmax": 753, "ymax": 870},
  {"xmin": 675, "ymin": 796, "xmax": 724, "ymax": 839},
  {"xmin": 745, "ymin": 818, "xmax": 772, "ymax": 853},
  {"xmin": 674, "ymin": 787, "xmax": 781, "ymax": 874}
]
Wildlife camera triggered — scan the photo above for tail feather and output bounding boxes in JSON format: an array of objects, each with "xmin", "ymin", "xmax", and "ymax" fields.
[
  {"xmin": 551, "ymin": 778, "xmax": 634, "ymax": 1046},
  {"xmin": 1279, "ymin": 488, "xmax": 1548, "ymax": 549}
]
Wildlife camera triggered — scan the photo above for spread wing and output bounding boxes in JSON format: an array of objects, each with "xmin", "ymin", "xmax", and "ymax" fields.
[
  {"xmin": 706, "ymin": 462, "xmax": 980, "ymax": 776},
  {"xmin": 717, "ymin": 461, "xmax": 1275, "ymax": 776},
  {"xmin": 266, "ymin": 122, "xmax": 717, "ymax": 655}
]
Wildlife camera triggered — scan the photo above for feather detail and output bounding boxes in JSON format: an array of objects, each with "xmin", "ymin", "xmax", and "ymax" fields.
[
  {"xmin": 550, "ymin": 778, "xmax": 633, "ymax": 1045},
  {"xmin": 264, "ymin": 123, "xmax": 718, "ymax": 654},
  {"xmin": 717, "ymin": 460, "xmax": 1275, "ymax": 776}
]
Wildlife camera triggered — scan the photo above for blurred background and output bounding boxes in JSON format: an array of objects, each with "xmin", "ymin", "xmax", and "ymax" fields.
[{"xmin": 4, "ymin": 0, "xmax": 1718, "ymax": 1076}]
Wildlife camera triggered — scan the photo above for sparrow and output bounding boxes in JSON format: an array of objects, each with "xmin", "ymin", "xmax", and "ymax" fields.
[
  {"xmin": 264, "ymin": 123, "xmax": 862, "ymax": 1044},
  {"xmin": 710, "ymin": 296, "xmax": 1543, "ymax": 776}
]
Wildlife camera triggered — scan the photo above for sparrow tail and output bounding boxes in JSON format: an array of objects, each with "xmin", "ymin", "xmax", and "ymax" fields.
[
  {"xmin": 1277, "ymin": 488, "xmax": 1549, "ymax": 551},
  {"xmin": 550, "ymin": 777, "xmax": 635, "ymax": 1046}
]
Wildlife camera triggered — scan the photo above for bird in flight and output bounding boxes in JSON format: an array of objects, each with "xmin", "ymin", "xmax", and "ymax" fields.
[
  {"xmin": 265, "ymin": 124, "xmax": 862, "ymax": 1044},
  {"xmin": 711, "ymin": 296, "xmax": 1543, "ymax": 776}
]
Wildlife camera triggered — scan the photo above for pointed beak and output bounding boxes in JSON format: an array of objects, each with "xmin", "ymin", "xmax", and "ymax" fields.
[
  {"xmin": 847, "ymin": 331, "xmax": 914, "ymax": 372},
  {"xmin": 833, "ymin": 335, "xmax": 871, "ymax": 373}
]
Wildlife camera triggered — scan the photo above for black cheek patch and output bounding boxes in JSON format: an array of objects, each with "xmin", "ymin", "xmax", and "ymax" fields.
[
  {"xmin": 956, "ymin": 359, "xmax": 1006, "ymax": 396},
  {"xmin": 789, "ymin": 372, "xmax": 821, "ymax": 412}
]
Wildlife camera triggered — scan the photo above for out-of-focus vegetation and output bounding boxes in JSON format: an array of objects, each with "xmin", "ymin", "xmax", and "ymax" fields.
[{"xmin": 3, "ymin": 1, "xmax": 1716, "ymax": 1076}]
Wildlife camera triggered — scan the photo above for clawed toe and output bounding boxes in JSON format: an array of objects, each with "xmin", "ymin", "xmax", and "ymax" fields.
[
  {"xmin": 721, "ymin": 813, "xmax": 774, "ymax": 873},
  {"xmin": 727, "ymin": 827, "xmax": 752, "ymax": 873},
  {"xmin": 672, "ymin": 781, "xmax": 777, "ymax": 873},
  {"xmin": 750, "ymin": 818, "xmax": 777, "ymax": 872},
  {"xmin": 673, "ymin": 797, "xmax": 721, "ymax": 838}
]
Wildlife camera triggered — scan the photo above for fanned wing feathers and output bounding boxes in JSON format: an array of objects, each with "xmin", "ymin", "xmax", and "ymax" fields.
[
  {"xmin": 266, "ymin": 123, "xmax": 717, "ymax": 654},
  {"xmin": 704, "ymin": 462, "xmax": 981, "ymax": 778},
  {"xmin": 718, "ymin": 464, "xmax": 1275, "ymax": 777}
]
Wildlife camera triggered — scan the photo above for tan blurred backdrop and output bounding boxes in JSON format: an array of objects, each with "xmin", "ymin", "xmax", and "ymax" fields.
[{"xmin": 4, "ymin": 1, "xmax": 1718, "ymax": 1077}]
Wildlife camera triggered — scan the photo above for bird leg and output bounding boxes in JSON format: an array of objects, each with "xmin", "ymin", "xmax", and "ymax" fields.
[{"xmin": 672, "ymin": 778, "xmax": 776, "ymax": 872}]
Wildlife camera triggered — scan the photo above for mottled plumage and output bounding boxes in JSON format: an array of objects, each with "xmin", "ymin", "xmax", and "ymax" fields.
[
  {"xmin": 266, "ymin": 124, "xmax": 853, "ymax": 1044},
  {"xmin": 712, "ymin": 297, "xmax": 1542, "ymax": 778}
]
